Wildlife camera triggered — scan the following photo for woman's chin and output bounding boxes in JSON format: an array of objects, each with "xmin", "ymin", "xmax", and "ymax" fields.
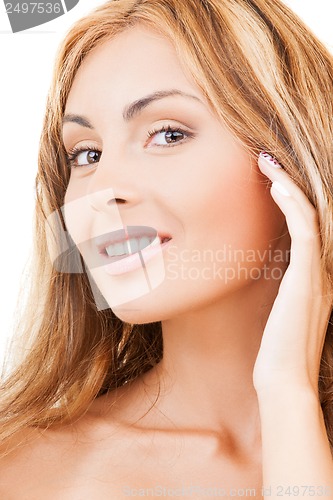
[{"xmin": 110, "ymin": 303, "xmax": 162, "ymax": 324}]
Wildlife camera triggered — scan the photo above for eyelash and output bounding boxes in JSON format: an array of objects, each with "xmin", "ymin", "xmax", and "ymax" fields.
[
  {"xmin": 146, "ymin": 125, "xmax": 194, "ymax": 147},
  {"xmin": 66, "ymin": 145, "xmax": 101, "ymax": 169},
  {"xmin": 65, "ymin": 125, "xmax": 194, "ymax": 168}
]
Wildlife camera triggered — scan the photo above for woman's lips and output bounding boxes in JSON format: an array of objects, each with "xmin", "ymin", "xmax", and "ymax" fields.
[
  {"xmin": 76, "ymin": 226, "xmax": 172, "ymax": 270},
  {"xmin": 96, "ymin": 226, "xmax": 158, "ymax": 255},
  {"xmin": 102, "ymin": 236, "xmax": 172, "ymax": 276}
]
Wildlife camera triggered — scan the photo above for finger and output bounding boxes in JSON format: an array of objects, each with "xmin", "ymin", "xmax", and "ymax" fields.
[
  {"xmin": 271, "ymin": 185, "xmax": 323, "ymax": 292},
  {"xmin": 257, "ymin": 153, "xmax": 323, "ymax": 287},
  {"xmin": 270, "ymin": 183, "xmax": 321, "ymax": 256},
  {"xmin": 258, "ymin": 151, "xmax": 317, "ymax": 226}
]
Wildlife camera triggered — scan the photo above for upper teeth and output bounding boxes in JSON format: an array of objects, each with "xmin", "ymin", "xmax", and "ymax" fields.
[{"xmin": 105, "ymin": 236, "xmax": 160, "ymax": 257}]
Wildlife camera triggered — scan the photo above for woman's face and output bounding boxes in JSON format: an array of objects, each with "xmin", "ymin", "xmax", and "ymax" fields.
[{"xmin": 62, "ymin": 25, "xmax": 287, "ymax": 323}]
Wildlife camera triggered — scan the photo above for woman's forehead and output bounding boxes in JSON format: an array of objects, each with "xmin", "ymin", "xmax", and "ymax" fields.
[{"xmin": 65, "ymin": 26, "xmax": 203, "ymax": 114}]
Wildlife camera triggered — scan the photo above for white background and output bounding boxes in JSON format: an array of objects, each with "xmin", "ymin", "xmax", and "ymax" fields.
[{"xmin": 0, "ymin": 1, "xmax": 332, "ymax": 364}]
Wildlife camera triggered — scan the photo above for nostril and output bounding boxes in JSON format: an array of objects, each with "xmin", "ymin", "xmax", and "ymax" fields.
[{"xmin": 107, "ymin": 198, "xmax": 126, "ymax": 205}]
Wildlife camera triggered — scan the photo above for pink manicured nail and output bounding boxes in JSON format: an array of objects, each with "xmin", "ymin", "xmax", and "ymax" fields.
[{"xmin": 259, "ymin": 151, "xmax": 282, "ymax": 169}]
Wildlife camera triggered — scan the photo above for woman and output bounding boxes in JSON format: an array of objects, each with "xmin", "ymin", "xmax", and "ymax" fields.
[{"xmin": 0, "ymin": 0, "xmax": 333, "ymax": 497}]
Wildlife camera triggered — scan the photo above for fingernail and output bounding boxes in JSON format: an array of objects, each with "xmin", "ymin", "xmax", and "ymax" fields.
[
  {"xmin": 259, "ymin": 151, "xmax": 282, "ymax": 169},
  {"xmin": 272, "ymin": 181, "xmax": 291, "ymax": 197}
]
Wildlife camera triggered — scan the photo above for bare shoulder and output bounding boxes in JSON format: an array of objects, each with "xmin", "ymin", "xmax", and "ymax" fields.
[
  {"xmin": 0, "ymin": 396, "xmax": 136, "ymax": 500},
  {"xmin": 0, "ymin": 384, "xmax": 154, "ymax": 499},
  {"xmin": 0, "ymin": 426, "xmax": 59, "ymax": 498}
]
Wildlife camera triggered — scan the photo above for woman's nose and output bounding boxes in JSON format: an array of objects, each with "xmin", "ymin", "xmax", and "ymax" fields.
[{"xmin": 86, "ymin": 150, "xmax": 143, "ymax": 213}]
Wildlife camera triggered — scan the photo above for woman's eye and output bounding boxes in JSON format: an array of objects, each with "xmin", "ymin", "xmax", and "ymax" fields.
[
  {"xmin": 66, "ymin": 147, "xmax": 102, "ymax": 168},
  {"xmin": 146, "ymin": 125, "xmax": 194, "ymax": 148},
  {"xmin": 66, "ymin": 126, "xmax": 193, "ymax": 168}
]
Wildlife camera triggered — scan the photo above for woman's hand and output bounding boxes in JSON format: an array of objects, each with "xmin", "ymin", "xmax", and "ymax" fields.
[
  {"xmin": 253, "ymin": 152, "xmax": 333, "ymax": 497},
  {"xmin": 252, "ymin": 152, "xmax": 333, "ymax": 397}
]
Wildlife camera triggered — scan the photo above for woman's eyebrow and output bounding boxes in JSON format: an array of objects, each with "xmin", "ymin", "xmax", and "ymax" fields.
[
  {"xmin": 62, "ymin": 114, "xmax": 93, "ymax": 128},
  {"xmin": 62, "ymin": 89, "xmax": 202, "ymax": 129},
  {"xmin": 122, "ymin": 89, "xmax": 202, "ymax": 121}
]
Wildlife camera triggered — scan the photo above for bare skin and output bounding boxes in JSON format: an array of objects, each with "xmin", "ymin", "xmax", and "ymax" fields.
[
  {"xmin": 0, "ymin": 25, "xmax": 312, "ymax": 499},
  {"xmin": 0, "ymin": 376, "xmax": 264, "ymax": 499}
]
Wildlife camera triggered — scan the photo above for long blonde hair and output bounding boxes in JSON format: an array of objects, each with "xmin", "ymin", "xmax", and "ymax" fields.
[{"xmin": 1, "ymin": 0, "xmax": 333, "ymax": 457}]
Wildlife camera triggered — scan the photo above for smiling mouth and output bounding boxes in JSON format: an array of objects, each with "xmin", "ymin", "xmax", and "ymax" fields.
[
  {"xmin": 100, "ymin": 226, "xmax": 171, "ymax": 261},
  {"xmin": 76, "ymin": 226, "xmax": 172, "ymax": 268},
  {"xmin": 104, "ymin": 235, "xmax": 158, "ymax": 259}
]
